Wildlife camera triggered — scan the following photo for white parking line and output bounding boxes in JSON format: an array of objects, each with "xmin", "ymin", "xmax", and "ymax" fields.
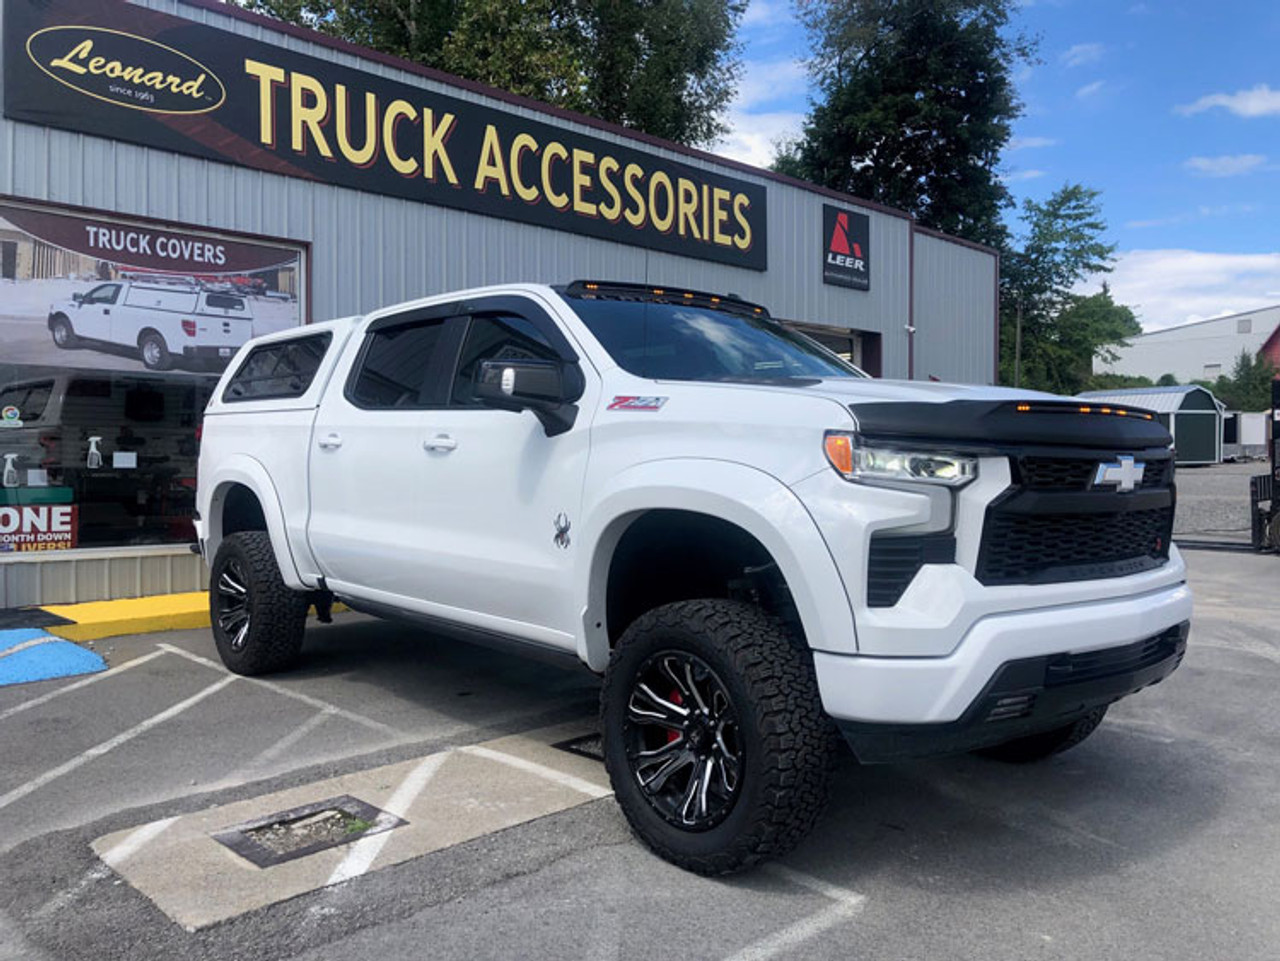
[
  {"xmin": 327, "ymin": 752, "xmax": 451, "ymax": 885},
  {"xmin": 158, "ymin": 644, "xmax": 408, "ymax": 740},
  {"xmin": 460, "ymin": 744, "xmax": 613, "ymax": 798},
  {"xmin": 0, "ymin": 676, "xmax": 236, "ymax": 812},
  {"xmin": 720, "ymin": 865, "xmax": 868, "ymax": 961},
  {"xmin": 0, "ymin": 649, "xmax": 167, "ymax": 723}
]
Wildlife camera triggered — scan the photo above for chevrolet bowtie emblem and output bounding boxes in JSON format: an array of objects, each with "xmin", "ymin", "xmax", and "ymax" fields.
[{"xmin": 1093, "ymin": 455, "xmax": 1145, "ymax": 493}]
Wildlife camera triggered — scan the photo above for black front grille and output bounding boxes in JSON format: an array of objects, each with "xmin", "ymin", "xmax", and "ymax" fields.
[
  {"xmin": 1017, "ymin": 456, "xmax": 1172, "ymax": 491},
  {"xmin": 866, "ymin": 534, "xmax": 956, "ymax": 607},
  {"xmin": 977, "ymin": 505, "xmax": 1172, "ymax": 585}
]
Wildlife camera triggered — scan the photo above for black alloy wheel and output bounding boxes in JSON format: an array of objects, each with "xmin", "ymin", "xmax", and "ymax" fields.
[
  {"xmin": 208, "ymin": 531, "xmax": 308, "ymax": 675},
  {"xmin": 214, "ymin": 556, "xmax": 252, "ymax": 652},
  {"xmin": 625, "ymin": 651, "xmax": 743, "ymax": 830}
]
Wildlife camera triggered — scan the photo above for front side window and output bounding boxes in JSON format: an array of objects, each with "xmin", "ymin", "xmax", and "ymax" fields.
[
  {"xmin": 451, "ymin": 313, "xmax": 559, "ymax": 405},
  {"xmin": 84, "ymin": 284, "xmax": 121, "ymax": 305},
  {"xmin": 349, "ymin": 317, "xmax": 453, "ymax": 409},
  {"xmin": 224, "ymin": 334, "xmax": 331, "ymax": 402},
  {"xmin": 566, "ymin": 297, "xmax": 864, "ymax": 382}
]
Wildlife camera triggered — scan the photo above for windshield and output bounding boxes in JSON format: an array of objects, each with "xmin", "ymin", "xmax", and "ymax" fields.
[{"xmin": 566, "ymin": 298, "xmax": 866, "ymax": 383}]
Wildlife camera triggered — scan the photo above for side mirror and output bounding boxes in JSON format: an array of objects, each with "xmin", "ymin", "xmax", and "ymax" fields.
[
  {"xmin": 475, "ymin": 359, "xmax": 583, "ymax": 436},
  {"xmin": 72, "ymin": 293, "xmax": 85, "ymax": 304}
]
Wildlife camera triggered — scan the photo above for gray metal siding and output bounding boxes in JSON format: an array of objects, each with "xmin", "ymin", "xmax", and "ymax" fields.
[
  {"xmin": 912, "ymin": 232, "xmax": 997, "ymax": 385},
  {"xmin": 1, "ymin": 0, "xmax": 991, "ymax": 385}
]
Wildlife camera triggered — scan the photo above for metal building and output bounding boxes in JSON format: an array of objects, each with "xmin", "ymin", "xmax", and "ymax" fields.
[
  {"xmin": 1095, "ymin": 305, "xmax": 1280, "ymax": 385},
  {"xmin": 0, "ymin": 0, "xmax": 999, "ymax": 606},
  {"xmin": 1079, "ymin": 386, "xmax": 1225, "ymax": 466}
]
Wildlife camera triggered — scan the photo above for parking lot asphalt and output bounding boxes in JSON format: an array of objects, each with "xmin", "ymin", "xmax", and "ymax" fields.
[{"xmin": 1, "ymin": 545, "xmax": 1278, "ymax": 961}]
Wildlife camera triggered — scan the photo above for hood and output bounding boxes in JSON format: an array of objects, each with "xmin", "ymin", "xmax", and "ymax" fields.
[{"xmin": 800, "ymin": 377, "xmax": 1063, "ymax": 407}]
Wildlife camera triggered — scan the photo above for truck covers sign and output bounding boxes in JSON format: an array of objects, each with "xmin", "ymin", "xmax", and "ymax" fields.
[
  {"xmin": 822, "ymin": 205, "xmax": 870, "ymax": 291},
  {"xmin": 3, "ymin": 0, "xmax": 768, "ymax": 271}
]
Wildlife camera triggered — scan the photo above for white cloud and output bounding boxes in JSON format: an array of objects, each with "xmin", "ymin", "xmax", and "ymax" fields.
[
  {"xmin": 1009, "ymin": 136, "xmax": 1058, "ymax": 150},
  {"xmin": 1183, "ymin": 153, "xmax": 1267, "ymax": 177},
  {"xmin": 1177, "ymin": 83, "xmax": 1280, "ymax": 118},
  {"xmin": 1075, "ymin": 80, "xmax": 1105, "ymax": 99},
  {"xmin": 1124, "ymin": 204, "xmax": 1257, "ymax": 230},
  {"xmin": 1089, "ymin": 250, "xmax": 1280, "ymax": 330},
  {"xmin": 1002, "ymin": 169, "xmax": 1047, "ymax": 183},
  {"xmin": 1061, "ymin": 43, "xmax": 1104, "ymax": 68},
  {"xmin": 732, "ymin": 59, "xmax": 808, "ymax": 112},
  {"xmin": 714, "ymin": 109, "xmax": 806, "ymax": 169},
  {"xmin": 740, "ymin": 0, "xmax": 792, "ymax": 28}
]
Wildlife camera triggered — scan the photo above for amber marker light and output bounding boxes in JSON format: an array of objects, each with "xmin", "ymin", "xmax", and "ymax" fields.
[
  {"xmin": 1016, "ymin": 403, "xmax": 1031, "ymax": 412},
  {"xmin": 824, "ymin": 433, "xmax": 854, "ymax": 475}
]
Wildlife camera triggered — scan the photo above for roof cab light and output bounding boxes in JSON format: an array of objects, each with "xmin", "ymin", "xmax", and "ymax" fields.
[{"xmin": 824, "ymin": 432, "xmax": 977, "ymax": 487}]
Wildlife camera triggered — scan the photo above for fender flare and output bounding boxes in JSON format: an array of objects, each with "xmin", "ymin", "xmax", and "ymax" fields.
[
  {"xmin": 575, "ymin": 459, "xmax": 858, "ymax": 672},
  {"xmin": 200, "ymin": 455, "xmax": 310, "ymax": 591}
]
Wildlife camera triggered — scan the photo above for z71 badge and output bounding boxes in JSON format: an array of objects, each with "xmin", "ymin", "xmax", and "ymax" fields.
[{"xmin": 607, "ymin": 396, "xmax": 668, "ymax": 411}]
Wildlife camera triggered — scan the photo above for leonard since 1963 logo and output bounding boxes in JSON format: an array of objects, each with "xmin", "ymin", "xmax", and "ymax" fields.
[{"xmin": 25, "ymin": 25, "xmax": 226, "ymax": 115}]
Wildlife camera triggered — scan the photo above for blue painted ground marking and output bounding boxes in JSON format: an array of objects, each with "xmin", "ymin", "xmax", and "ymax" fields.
[{"xmin": 0, "ymin": 629, "xmax": 107, "ymax": 686}]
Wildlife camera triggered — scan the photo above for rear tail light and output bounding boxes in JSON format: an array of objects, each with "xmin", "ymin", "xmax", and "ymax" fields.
[{"xmin": 181, "ymin": 319, "xmax": 197, "ymax": 337}]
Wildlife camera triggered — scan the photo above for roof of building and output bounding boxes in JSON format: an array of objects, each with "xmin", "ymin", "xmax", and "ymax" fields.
[
  {"xmin": 1130, "ymin": 304, "xmax": 1280, "ymax": 339},
  {"xmin": 1078, "ymin": 384, "xmax": 1223, "ymax": 413}
]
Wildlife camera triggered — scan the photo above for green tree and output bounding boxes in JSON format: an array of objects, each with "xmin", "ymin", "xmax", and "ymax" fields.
[
  {"xmin": 241, "ymin": 0, "xmax": 744, "ymax": 146},
  {"xmin": 1211, "ymin": 350, "xmax": 1278, "ymax": 410},
  {"xmin": 1000, "ymin": 185, "xmax": 1138, "ymax": 395},
  {"xmin": 1156, "ymin": 372, "xmax": 1179, "ymax": 387},
  {"xmin": 773, "ymin": 0, "xmax": 1036, "ymax": 247},
  {"xmin": 1084, "ymin": 373, "xmax": 1154, "ymax": 392}
]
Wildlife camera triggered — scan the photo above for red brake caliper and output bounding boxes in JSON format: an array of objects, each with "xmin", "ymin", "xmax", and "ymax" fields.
[{"xmin": 667, "ymin": 690, "xmax": 683, "ymax": 742}]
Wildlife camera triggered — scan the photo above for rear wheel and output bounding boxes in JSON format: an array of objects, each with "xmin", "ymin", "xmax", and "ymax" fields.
[
  {"xmin": 974, "ymin": 707, "xmax": 1108, "ymax": 763},
  {"xmin": 139, "ymin": 331, "xmax": 171, "ymax": 370},
  {"xmin": 50, "ymin": 314, "xmax": 77, "ymax": 348},
  {"xmin": 209, "ymin": 531, "xmax": 307, "ymax": 675},
  {"xmin": 601, "ymin": 599, "xmax": 834, "ymax": 875}
]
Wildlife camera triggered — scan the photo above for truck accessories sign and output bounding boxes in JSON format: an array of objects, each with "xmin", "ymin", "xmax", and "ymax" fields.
[
  {"xmin": 822, "ymin": 205, "xmax": 870, "ymax": 290},
  {"xmin": 4, "ymin": 0, "xmax": 768, "ymax": 271}
]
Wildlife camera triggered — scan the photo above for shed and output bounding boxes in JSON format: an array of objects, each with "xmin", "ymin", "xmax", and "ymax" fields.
[{"xmin": 1077, "ymin": 385, "xmax": 1224, "ymax": 465}]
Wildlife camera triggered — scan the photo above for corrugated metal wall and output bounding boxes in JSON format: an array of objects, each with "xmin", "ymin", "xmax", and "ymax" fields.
[
  {"xmin": 0, "ymin": 0, "xmax": 981, "ymax": 389},
  {"xmin": 912, "ymin": 231, "xmax": 998, "ymax": 385}
]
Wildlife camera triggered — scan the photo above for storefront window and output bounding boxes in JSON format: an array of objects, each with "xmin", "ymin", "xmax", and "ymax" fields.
[{"xmin": 0, "ymin": 199, "xmax": 306, "ymax": 554}]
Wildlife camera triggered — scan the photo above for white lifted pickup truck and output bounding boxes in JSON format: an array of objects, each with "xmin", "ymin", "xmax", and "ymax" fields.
[{"xmin": 195, "ymin": 281, "xmax": 1191, "ymax": 874}]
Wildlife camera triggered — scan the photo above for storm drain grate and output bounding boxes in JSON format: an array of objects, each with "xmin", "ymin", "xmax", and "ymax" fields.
[
  {"xmin": 551, "ymin": 733, "xmax": 605, "ymax": 763},
  {"xmin": 211, "ymin": 795, "xmax": 406, "ymax": 868}
]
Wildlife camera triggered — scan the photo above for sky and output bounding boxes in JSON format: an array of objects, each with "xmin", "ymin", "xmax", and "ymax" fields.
[{"xmin": 713, "ymin": 0, "xmax": 1280, "ymax": 332}]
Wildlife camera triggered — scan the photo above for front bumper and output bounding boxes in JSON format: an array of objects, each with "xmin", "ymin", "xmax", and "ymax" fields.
[{"xmin": 813, "ymin": 580, "xmax": 1192, "ymax": 757}]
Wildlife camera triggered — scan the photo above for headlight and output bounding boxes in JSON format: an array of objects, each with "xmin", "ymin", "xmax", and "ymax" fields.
[{"xmin": 823, "ymin": 432, "xmax": 977, "ymax": 487}]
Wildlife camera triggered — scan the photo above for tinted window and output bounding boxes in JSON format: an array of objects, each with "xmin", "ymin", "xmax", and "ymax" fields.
[
  {"xmin": 567, "ymin": 298, "xmax": 863, "ymax": 382},
  {"xmin": 349, "ymin": 318, "xmax": 452, "ymax": 409},
  {"xmin": 0, "ymin": 381, "xmax": 53, "ymax": 421},
  {"xmin": 451, "ymin": 313, "xmax": 559, "ymax": 405},
  {"xmin": 84, "ymin": 284, "xmax": 121, "ymax": 305},
  {"xmin": 205, "ymin": 294, "xmax": 247, "ymax": 311},
  {"xmin": 224, "ymin": 334, "xmax": 332, "ymax": 402}
]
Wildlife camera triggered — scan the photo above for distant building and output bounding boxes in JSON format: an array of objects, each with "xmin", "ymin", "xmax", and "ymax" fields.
[{"xmin": 1094, "ymin": 305, "xmax": 1280, "ymax": 384}]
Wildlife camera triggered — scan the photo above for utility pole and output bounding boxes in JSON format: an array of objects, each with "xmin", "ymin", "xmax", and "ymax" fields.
[{"xmin": 1014, "ymin": 295, "xmax": 1023, "ymax": 389}]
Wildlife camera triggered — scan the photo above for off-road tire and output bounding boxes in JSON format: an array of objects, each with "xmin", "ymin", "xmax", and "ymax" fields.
[
  {"xmin": 209, "ymin": 531, "xmax": 307, "ymax": 675},
  {"xmin": 50, "ymin": 314, "xmax": 78, "ymax": 349},
  {"xmin": 601, "ymin": 599, "xmax": 835, "ymax": 875},
  {"xmin": 974, "ymin": 707, "xmax": 1108, "ymax": 763},
  {"xmin": 139, "ymin": 331, "xmax": 172, "ymax": 371}
]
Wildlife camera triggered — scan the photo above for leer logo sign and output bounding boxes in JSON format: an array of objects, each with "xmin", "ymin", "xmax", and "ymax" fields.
[{"xmin": 822, "ymin": 205, "xmax": 870, "ymax": 290}]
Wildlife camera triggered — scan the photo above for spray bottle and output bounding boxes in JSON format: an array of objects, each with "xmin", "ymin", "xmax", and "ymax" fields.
[
  {"xmin": 2, "ymin": 453, "xmax": 17, "ymax": 489},
  {"xmin": 87, "ymin": 437, "xmax": 103, "ymax": 470}
]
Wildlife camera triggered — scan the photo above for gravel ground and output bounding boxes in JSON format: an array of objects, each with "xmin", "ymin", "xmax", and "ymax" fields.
[{"xmin": 1173, "ymin": 459, "xmax": 1267, "ymax": 542}]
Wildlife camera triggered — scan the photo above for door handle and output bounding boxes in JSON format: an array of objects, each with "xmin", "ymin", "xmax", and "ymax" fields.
[
  {"xmin": 103, "ymin": 309, "xmax": 110, "ymax": 315},
  {"xmin": 317, "ymin": 433, "xmax": 343, "ymax": 450},
  {"xmin": 424, "ymin": 434, "xmax": 457, "ymax": 452}
]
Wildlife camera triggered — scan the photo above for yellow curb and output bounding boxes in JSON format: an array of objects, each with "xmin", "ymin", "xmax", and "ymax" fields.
[
  {"xmin": 42, "ymin": 592, "xmax": 211, "ymax": 642},
  {"xmin": 40, "ymin": 593, "xmax": 350, "ymax": 642}
]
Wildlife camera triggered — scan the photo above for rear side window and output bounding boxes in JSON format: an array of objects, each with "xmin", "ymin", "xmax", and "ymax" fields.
[
  {"xmin": 224, "ymin": 333, "xmax": 332, "ymax": 402},
  {"xmin": 348, "ymin": 318, "xmax": 454, "ymax": 409},
  {"xmin": 205, "ymin": 294, "xmax": 247, "ymax": 311}
]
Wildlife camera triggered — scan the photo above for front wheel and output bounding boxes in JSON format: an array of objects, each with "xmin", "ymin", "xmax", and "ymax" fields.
[
  {"xmin": 601, "ymin": 599, "xmax": 835, "ymax": 875},
  {"xmin": 974, "ymin": 707, "xmax": 1108, "ymax": 763},
  {"xmin": 209, "ymin": 531, "xmax": 308, "ymax": 675},
  {"xmin": 50, "ymin": 315, "xmax": 78, "ymax": 349},
  {"xmin": 139, "ymin": 331, "xmax": 172, "ymax": 370}
]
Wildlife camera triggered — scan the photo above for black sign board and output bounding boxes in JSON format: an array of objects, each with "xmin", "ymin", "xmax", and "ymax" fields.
[
  {"xmin": 3, "ymin": 0, "xmax": 767, "ymax": 271},
  {"xmin": 822, "ymin": 205, "xmax": 870, "ymax": 290}
]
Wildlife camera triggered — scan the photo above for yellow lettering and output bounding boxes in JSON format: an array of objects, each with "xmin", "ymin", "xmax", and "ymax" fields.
[
  {"xmin": 290, "ymin": 72, "xmax": 333, "ymax": 159},
  {"xmin": 732, "ymin": 194, "xmax": 752, "ymax": 251},
  {"xmin": 335, "ymin": 84, "xmax": 377, "ymax": 166},
  {"xmin": 676, "ymin": 177, "xmax": 700, "ymax": 239},
  {"xmin": 712, "ymin": 187, "xmax": 731, "ymax": 246},
  {"xmin": 623, "ymin": 163, "xmax": 646, "ymax": 227},
  {"xmin": 384, "ymin": 100, "xmax": 419, "ymax": 176},
  {"xmin": 572, "ymin": 149, "xmax": 597, "ymax": 217},
  {"xmin": 474, "ymin": 124, "xmax": 511, "ymax": 195},
  {"xmin": 423, "ymin": 108, "xmax": 458, "ymax": 184},
  {"xmin": 49, "ymin": 39, "xmax": 92, "ymax": 75},
  {"xmin": 649, "ymin": 172, "xmax": 675, "ymax": 233},
  {"xmin": 598, "ymin": 156, "xmax": 622, "ymax": 221},
  {"xmin": 244, "ymin": 59, "xmax": 286, "ymax": 148},
  {"xmin": 510, "ymin": 133, "xmax": 539, "ymax": 202},
  {"xmin": 542, "ymin": 141, "xmax": 570, "ymax": 210}
]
